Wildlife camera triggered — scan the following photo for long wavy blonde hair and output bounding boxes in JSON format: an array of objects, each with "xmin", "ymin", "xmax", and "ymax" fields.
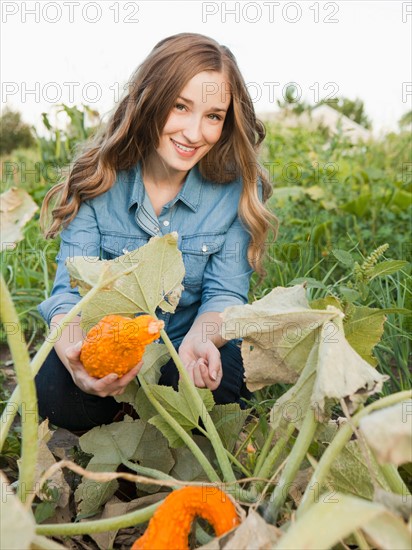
[{"xmin": 41, "ymin": 32, "xmax": 278, "ymax": 278}]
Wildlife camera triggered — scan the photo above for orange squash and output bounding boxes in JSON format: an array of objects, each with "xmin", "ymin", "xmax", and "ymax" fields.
[
  {"xmin": 131, "ymin": 486, "xmax": 240, "ymax": 549},
  {"xmin": 80, "ymin": 314, "xmax": 164, "ymax": 378}
]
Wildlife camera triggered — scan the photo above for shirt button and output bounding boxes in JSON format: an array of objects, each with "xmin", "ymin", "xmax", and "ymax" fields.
[
  {"xmin": 154, "ymin": 227, "xmax": 160, "ymax": 233},
  {"xmin": 163, "ymin": 220, "xmax": 170, "ymax": 227},
  {"xmin": 201, "ymin": 244, "xmax": 208, "ymax": 253}
]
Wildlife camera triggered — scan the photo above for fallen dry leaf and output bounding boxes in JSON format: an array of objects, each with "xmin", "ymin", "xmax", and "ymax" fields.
[{"xmin": 199, "ymin": 509, "xmax": 281, "ymax": 549}]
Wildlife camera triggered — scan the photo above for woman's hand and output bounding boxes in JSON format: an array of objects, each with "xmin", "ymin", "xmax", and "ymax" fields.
[
  {"xmin": 178, "ymin": 337, "xmax": 222, "ymax": 391},
  {"xmin": 65, "ymin": 341, "xmax": 142, "ymax": 397}
]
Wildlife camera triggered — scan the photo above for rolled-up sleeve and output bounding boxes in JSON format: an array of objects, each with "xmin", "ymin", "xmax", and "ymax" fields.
[{"xmin": 37, "ymin": 201, "xmax": 101, "ymax": 326}]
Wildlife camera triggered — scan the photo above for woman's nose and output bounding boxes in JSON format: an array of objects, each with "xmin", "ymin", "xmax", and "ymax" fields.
[{"xmin": 181, "ymin": 115, "xmax": 203, "ymax": 144}]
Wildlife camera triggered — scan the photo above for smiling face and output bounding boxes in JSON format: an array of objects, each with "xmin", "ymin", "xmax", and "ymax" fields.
[{"xmin": 147, "ymin": 71, "xmax": 231, "ymax": 183}]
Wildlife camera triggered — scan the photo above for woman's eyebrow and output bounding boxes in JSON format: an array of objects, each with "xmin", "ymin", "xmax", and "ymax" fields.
[{"xmin": 177, "ymin": 95, "xmax": 228, "ymax": 113}]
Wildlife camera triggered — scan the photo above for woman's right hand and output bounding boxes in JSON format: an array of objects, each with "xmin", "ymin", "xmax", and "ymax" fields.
[{"xmin": 64, "ymin": 341, "xmax": 142, "ymax": 397}]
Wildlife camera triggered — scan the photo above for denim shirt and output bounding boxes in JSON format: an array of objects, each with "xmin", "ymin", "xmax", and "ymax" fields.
[{"xmin": 38, "ymin": 162, "xmax": 262, "ymax": 342}]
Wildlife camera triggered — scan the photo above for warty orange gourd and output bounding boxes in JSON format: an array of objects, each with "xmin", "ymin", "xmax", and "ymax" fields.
[
  {"xmin": 131, "ymin": 486, "xmax": 240, "ymax": 550},
  {"xmin": 80, "ymin": 314, "xmax": 164, "ymax": 378}
]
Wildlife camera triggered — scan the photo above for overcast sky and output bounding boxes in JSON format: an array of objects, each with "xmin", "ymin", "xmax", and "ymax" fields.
[{"xmin": 1, "ymin": 0, "xmax": 411, "ymax": 137}]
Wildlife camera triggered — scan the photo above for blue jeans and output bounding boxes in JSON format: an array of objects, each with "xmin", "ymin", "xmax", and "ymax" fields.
[{"xmin": 35, "ymin": 338, "xmax": 252, "ymax": 432}]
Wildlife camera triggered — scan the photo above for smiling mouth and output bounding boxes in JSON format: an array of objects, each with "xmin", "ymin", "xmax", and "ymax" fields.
[{"xmin": 170, "ymin": 138, "xmax": 199, "ymax": 152}]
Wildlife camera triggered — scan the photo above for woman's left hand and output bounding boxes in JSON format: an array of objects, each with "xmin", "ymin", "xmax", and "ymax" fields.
[{"xmin": 178, "ymin": 337, "xmax": 222, "ymax": 390}]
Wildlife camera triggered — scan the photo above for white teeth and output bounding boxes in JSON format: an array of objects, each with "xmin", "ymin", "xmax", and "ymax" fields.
[{"xmin": 173, "ymin": 140, "xmax": 195, "ymax": 152}]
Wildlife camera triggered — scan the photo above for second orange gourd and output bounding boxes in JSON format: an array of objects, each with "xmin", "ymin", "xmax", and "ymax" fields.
[{"xmin": 131, "ymin": 486, "xmax": 240, "ymax": 550}]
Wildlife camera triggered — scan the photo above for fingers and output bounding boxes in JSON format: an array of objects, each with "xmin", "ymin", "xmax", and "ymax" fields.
[
  {"xmin": 190, "ymin": 358, "xmax": 222, "ymax": 390},
  {"xmin": 191, "ymin": 360, "xmax": 207, "ymax": 388},
  {"xmin": 65, "ymin": 340, "xmax": 83, "ymax": 365},
  {"xmin": 94, "ymin": 362, "xmax": 142, "ymax": 397},
  {"xmin": 66, "ymin": 342, "xmax": 142, "ymax": 398}
]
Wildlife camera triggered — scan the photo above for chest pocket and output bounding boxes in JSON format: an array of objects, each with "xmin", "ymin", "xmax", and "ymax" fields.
[
  {"xmin": 180, "ymin": 234, "xmax": 225, "ymax": 288},
  {"xmin": 100, "ymin": 233, "xmax": 149, "ymax": 260}
]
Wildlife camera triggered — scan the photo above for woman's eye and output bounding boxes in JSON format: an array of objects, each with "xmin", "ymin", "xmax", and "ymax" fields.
[
  {"xmin": 208, "ymin": 113, "xmax": 222, "ymax": 121},
  {"xmin": 175, "ymin": 103, "xmax": 186, "ymax": 111}
]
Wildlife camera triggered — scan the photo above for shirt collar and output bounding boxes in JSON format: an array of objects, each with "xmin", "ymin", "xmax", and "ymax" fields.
[{"xmin": 127, "ymin": 161, "xmax": 203, "ymax": 213}]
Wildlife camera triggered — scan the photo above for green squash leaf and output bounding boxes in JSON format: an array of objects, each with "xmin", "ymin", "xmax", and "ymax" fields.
[
  {"xmin": 343, "ymin": 306, "xmax": 386, "ymax": 366},
  {"xmin": 75, "ymin": 417, "xmax": 145, "ymax": 515},
  {"xmin": 66, "ymin": 232, "xmax": 185, "ymax": 330},
  {"xmin": 326, "ymin": 441, "xmax": 391, "ymax": 500},
  {"xmin": 209, "ymin": 404, "xmax": 251, "ymax": 452}
]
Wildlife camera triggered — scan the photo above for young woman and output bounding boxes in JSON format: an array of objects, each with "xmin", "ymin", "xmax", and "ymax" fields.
[{"xmin": 36, "ymin": 32, "xmax": 278, "ymax": 432}]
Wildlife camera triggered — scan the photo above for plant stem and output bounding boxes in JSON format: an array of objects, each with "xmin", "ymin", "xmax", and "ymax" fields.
[
  {"xmin": 0, "ymin": 274, "xmax": 38, "ymax": 506},
  {"xmin": 138, "ymin": 376, "xmax": 221, "ymax": 483},
  {"xmin": 253, "ymin": 421, "xmax": 296, "ymax": 494},
  {"xmin": 121, "ymin": 458, "xmax": 180, "ymax": 489},
  {"xmin": 195, "ymin": 524, "xmax": 213, "ymax": 546},
  {"xmin": 234, "ymin": 419, "xmax": 260, "ymax": 459},
  {"xmin": 36, "ymin": 502, "xmax": 160, "ymax": 536},
  {"xmin": 353, "ymin": 529, "xmax": 371, "ymax": 550},
  {"xmin": 298, "ymin": 390, "xmax": 412, "ymax": 517},
  {"xmin": 0, "ymin": 289, "xmax": 91, "ymax": 450},
  {"xmin": 379, "ymin": 463, "xmax": 410, "ymax": 496},
  {"xmin": 158, "ymin": 327, "xmax": 236, "ymax": 484},
  {"xmin": 263, "ymin": 409, "xmax": 318, "ymax": 524},
  {"xmin": 253, "ymin": 425, "xmax": 277, "ymax": 476},
  {"xmin": 195, "ymin": 425, "xmax": 252, "ymax": 478}
]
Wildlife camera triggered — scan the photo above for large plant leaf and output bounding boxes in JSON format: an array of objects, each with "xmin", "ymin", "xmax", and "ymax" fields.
[
  {"xmin": 311, "ymin": 316, "xmax": 388, "ymax": 416},
  {"xmin": 169, "ymin": 435, "xmax": 216, "ymax": 482},
  {"xmin": 114, "ymin": 342, "xmax": 170, "ymax": 410},
  {"xmin": 326, "ymin": 441, "xmax": 391, "ymax": 501},
  {"xmin": 310, "ymin": 300, "xmax": 386, "ymax": 366},
  {"xmin": 66, "ymin": 232, "xmax": 185, "ymax": 330},
  {"xmin": 139, "ymin": 342, "xmax": 171, "ymax": 385},
  {"xmin": 114, "ymin": 378, "xmax": 139, "ymax": 407},
  {"xmin": 149, "ymin": 415, "xmax": 186, "ymax": 448},
  {"xmin": 147, "ymin": 383, "xmax": 215, "ymax": 447},
  {"xmin": 132, "ymin": 423, "xmax": 175, "ymax": 493},
  {"xmin": 75, "ymin": 417, "xmax": 144, "ymax": 515},
  {"xmin": 359, "ymin": 400, "xmax": 412, "ymax": 465},
  {"xmin": 275, "ymin": 493, "xmax": 411, "ymax": 550},
  {"xmin": 0, "ymin": 187, "xmax": 38, "ymax": 251},
  {"xmin": 343, "ymin": 306, "xmax": 387, "ymax": 366},
  {"xmin": 209, "ymin": 404, "xmax": 251, "ymax": 453},
  {"xmin": 221, "ymin": 285, "xmax": 339, "ymax": 391},
  {"xmin": 134, "ymin": 386, "xmax": 158, "ymax": 422},
  {"xmin": 151, "ymin": 383, "xmax": 214, "ymax": 428}
]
